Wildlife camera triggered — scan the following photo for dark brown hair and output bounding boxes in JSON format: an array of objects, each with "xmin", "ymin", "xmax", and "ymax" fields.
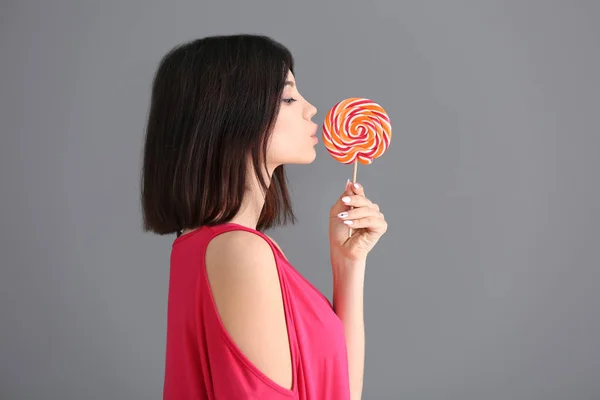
[{"xmin": 141, "ymin": 34, "xmax": 296, "ymax": 235}]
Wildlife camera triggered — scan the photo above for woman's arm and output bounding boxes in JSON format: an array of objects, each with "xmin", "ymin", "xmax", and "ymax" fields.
[
  {"xmin": 327, "ymin": 180, "xmax": 388, "ymax": 400},
  {"xmin": 332, "ymin": 258, "xmax": 366, "ymax": 400},
  {"xmin": 205, "ymin": 230, "xmax": 294, "ymax": 390}
]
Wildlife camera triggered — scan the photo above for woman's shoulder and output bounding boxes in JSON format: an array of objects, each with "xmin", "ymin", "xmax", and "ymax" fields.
[
  {"xmin": 207, "ymin": 228, "xmax": 273, "ymax": 257},
  {"xmin": 264, "ymin": 233, "xmax": 285, "ymax": 256},
  {"xmin": 203, "ymin": 227, "xmax": 295, "ymax": 391}
]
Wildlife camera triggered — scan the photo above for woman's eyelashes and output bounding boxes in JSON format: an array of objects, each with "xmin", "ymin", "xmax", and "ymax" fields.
[{"xmin": 282, "ymin": 97, "xmax": 297, "ymax": 104}]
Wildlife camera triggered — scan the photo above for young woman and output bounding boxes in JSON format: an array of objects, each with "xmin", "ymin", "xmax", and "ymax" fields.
[{"xmin": 141, "ymin": 34, "xmax": 387, "ymax": 400}]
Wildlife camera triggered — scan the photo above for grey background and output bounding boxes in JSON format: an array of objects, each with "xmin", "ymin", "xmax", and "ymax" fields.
[{"xmin": 1, "ymin": 0, "xmax": 599, "ymax": 399}]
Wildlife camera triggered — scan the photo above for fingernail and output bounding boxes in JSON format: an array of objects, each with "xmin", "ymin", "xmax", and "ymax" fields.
[
  {"xmin": 346, "ymin": 179, "xmax": 351, "ymax": 186},
  {"xmin": 353, "ymin": 183, "xmax": 360, "ymax": 190},
  {"xmin": 342, "ymin": 196, "xmax": 351, "ymax": 203},
  {"xmin": 343, "ymin": 220, "xmax": 354, "ymax": 225},
  {"xmin": 337, "ymin": 212, "xmax": 348, "ymax": 218}
]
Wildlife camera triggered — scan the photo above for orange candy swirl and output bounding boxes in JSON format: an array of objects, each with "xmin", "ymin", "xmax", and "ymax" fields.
[{"xmin": 322, "ymin": 98, "xmax": 391, "ymax": 165}]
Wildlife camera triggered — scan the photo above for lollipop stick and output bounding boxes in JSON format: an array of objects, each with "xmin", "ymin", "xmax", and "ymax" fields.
[{"xmin": 348, "ymin": 160, "xmax": 358, "ymax": 238}]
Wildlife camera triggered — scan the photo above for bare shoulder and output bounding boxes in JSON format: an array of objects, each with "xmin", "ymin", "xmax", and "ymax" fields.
[
  {"xmin": 205, "ymin": 230, "xmax": 293, "ymax": 390},
  {"xmin": 265, "ymin": 233, "xmax": 284, "ymax": 254}
]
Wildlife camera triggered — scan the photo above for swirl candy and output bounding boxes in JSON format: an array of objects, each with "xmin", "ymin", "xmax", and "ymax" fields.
[
  {"xmin": 322, "ymin": 97, "xmax": 391, "ymax": 238},
  {"xmin": 322, "ymin": 97, "xmax": 391, "ymax": 165}
]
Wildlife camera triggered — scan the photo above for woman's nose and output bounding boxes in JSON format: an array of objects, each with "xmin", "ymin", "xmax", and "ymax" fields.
[{"xmin": 306, "ymin": 103, "xmax": 317, "ymax": 120}]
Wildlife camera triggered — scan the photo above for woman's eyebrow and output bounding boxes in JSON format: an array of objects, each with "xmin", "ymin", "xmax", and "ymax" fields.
[{"xmin": 284, "ymin": 80, "xmax": 295, "ymax": 88}]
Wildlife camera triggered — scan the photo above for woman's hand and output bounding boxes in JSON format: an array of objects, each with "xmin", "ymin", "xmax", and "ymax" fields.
[{"xmin": 329, "ymin": 180, "xmax": 388, "ymax": 263}]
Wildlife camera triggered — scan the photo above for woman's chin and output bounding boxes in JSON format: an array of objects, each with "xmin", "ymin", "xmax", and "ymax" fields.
[
  {"xmin": 278, "ymin": 148, "xmax": 317, "ymax": 165},
  {"xmin": 301, "ymin": 149, "xmax": 317, "ymax": 164}
]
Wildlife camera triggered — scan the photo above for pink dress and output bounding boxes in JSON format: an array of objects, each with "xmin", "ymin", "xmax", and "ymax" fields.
[{"xmin": 163, "ymin": 222, "xmax": 351, "ymax": 399}]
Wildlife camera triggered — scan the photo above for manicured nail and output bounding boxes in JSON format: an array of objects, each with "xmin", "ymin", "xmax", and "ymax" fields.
[
  {"xmin": 346, "ymin": 179, "xmax": 351, "ymax": 186},
  {"xmin": 353, "ymin": 183, "xmax": 360, "ymax": 190},
  {"xmin": 342, "ymin": 196, "xmax": 351, "ymax": 203},
  {"xmin": 337, "ymin": 212, "xmax": 348, "ymax": 218},
  {"xmin": 343, "ymin": 220, "xmax": 354, "ymax": 225}
]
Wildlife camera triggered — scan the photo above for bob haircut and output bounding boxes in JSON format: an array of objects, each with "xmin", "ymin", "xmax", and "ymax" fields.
[{"xmin": 141, "ymin": 34, "xmax": 297, "ymax": 236}]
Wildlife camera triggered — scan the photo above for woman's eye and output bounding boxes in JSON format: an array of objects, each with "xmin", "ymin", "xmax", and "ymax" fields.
[{"xmin": 282, "ymin": 98, "xmax": 297, "ymax": 104}]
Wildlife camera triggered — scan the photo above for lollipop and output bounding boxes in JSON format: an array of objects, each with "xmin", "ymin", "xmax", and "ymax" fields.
[
  {"xmin": 322, "ymin": 97, "xmax": 391, "ymax": 179},
  {"xmin": 322, "ymin": 97, "xmax": 392, "ymax": 236}
]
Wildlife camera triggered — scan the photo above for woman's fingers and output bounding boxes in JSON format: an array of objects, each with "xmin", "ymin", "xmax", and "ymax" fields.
[
  {"xmin": 338, "ymin": 194, "xmax": 373, "ymax": 208},
  {"xmin": 330, "ymin": 181, "xmax": 380, "ymax": 218},
  {"xmin": 336, "ymin": 205, "xmax": 381, "ymax": 221},
  {"xmin": 342, "ymin": 214, "xmax": 388, "ymax": 232}
]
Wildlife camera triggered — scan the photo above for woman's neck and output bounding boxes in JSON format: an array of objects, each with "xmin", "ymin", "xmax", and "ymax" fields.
[
  {"xmin": 229, "ymin": 164, "xmax": 274, "ymax": 230},
  {"xmin": 181, "ymin": 162, "xmax": 276, "ymax": 236}
]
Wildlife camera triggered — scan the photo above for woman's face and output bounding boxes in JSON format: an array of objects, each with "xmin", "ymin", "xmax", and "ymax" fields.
[{"xmin": 267, "ymin": 71, "xmax": 319, "ymax": 169}]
